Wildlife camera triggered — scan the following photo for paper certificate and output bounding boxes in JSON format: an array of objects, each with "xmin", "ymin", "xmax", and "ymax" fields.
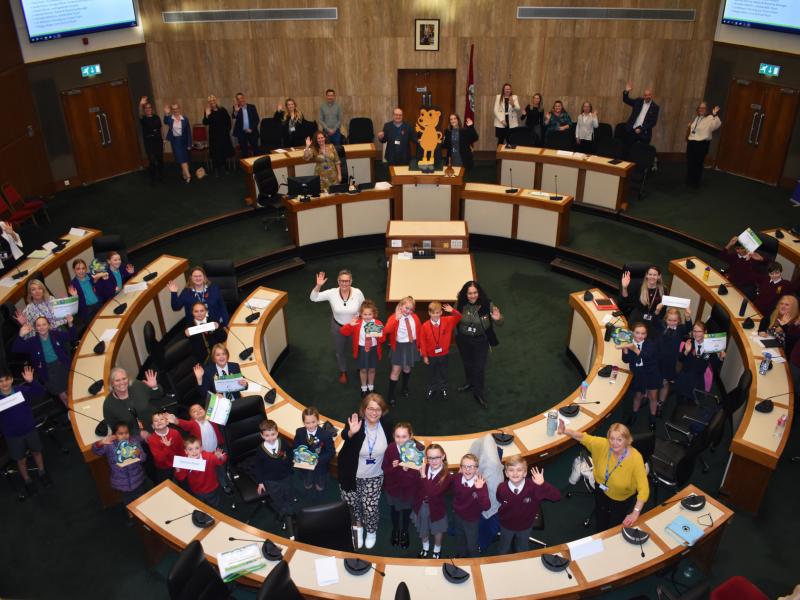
[
  {"xmin": 187, "ymin": 322, "xmax": 217, "ymax": 336},
  {"xmin": 68, "ymin": 227, "xmax": 87, "ymax": 237},
  {"xmin": 207, "ymin": 393, "xmax": 233, "ymax": 426},
  {"xmin": 213, "ymin": 375, "xmax": 246, "ymax": 394},
  {"xmin": 122, "ymin": 282, "xmax": 148, "ymax": 294},
  {"xmin": 738, "ymin": 228, "xmax": 762, "ymax": 254},
  {"xmin": 0, "ymin": 391, "xmax": 26, "ymax": 413},
  {"xmin": 172, "ymin": 456, "xmax": 207, "ymax": 471},
  {"xmin": 52, "ymin": 296, "xmax": 79, "ymax": 318},
  {"xmin": 245, "ymin": 298, "xmax": 272, "ymax": 310},
  {"xmin": 218, "ymin": 544, "xmax": 266, "ymax": 582},
  {"xmin": 662, "ymin": 295, "xmax": 691, "ymax": 309},
  {"xmin": 703, "ymin": 332, "xmax": 727, "ymax": 353}
]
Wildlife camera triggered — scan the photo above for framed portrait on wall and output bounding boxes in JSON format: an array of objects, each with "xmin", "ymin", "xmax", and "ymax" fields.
[{"xmin": 415, "ymin": 19, "xmax": 440, "ymax": 51}]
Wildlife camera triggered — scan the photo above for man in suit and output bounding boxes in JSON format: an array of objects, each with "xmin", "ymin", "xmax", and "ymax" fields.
[
  {"xmin": 378, "ymin": 108, "xmax": 415, "ymax": 166},
  {"xmin": 232, "ymin": 92, "xmax": 260, "ymax": 158},
  {"xmin": 622, "ymin": 82, "xmax": 659, "ymax": 147}
]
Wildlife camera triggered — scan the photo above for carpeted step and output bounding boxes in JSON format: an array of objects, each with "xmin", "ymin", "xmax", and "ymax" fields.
[
  {"xmin": 550, "ymin": 257, "xmax": 620, "ymax": 291},
  {"xmin": 238, "ymin": 256, "xmax": 305, "ymax": 289}
]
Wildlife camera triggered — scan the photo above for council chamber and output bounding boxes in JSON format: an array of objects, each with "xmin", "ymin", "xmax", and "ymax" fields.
[{"xmin": 0, "ymin": 1, "xmax": 799, "ymax": 599}]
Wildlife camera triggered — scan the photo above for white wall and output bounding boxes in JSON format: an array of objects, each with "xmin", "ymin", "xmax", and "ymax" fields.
[
  {"xmin": 10, "ymin": 0, "xmax": 145, "ymax": 64},
  {"xmin": 715, "ymin": 0, "xmax": 800, "ymax": 54}
]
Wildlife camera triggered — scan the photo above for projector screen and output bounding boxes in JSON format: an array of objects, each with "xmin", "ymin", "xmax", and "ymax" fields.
[
  {"xmin": 20, "ymin": 0, "xmax": 137, "ymax": 43},
  {"xmin": 721, "ymin": 0, "xmax": 800, "ymax": 36}
]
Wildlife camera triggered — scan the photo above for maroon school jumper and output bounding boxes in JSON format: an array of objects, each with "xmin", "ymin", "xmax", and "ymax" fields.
[
  {"xmin": 452, "ymin": 477, "xmax": 491, "ymax": 522},
  {"xmin": 412, "ymin": 466, "xmax": 453, "ymax": 521},
  {"xmin": 496, "ymin": 478, "xmax": 561, "ymax": 531},
  {"xmin": 381, "ymin": 442, "xmax": 421, "ymax": 503}
]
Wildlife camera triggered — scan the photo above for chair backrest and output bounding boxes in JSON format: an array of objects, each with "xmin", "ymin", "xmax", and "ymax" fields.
[
  {"xmin": 629, "ymin": 143, "xmax": 656, "ymax": 169},
  {"xmin": 703, "ymin": 408, "xmax": 727, "ymax": 450},
  {"xmin": 544, "ymin": 128, "xmax": 573, "ymax": 151},
  {"xmin": 143, "ymin": 320, "xmax": 164, "ymax": 367},
  {"xmin": 336, "ymin": 145, "xmax": 349, "ymax": 183},
  {"xmin": 613, "ymin": 122, "xmax": 628, "ymax": 140},
  {"xmin": 595, "ymin": 122, "xmax": 613, "ymax": 143},
  {"xmin": 394, "ymin": 582, "xmax": 411, "ymax": 600},
  {"xmin": 295, "ymin": 500, "xmax": 354, "ymax": 552},
  {"xmin": 347, "ymin": 117, "xmax": 375, "ymax": 144},
  {"xmin": 92, "ymin": 235, "xmax": 128, "ymax": 263},
  {"xmin": 632, "ymin": 431, "xmax": 656, "ymax": 462},
  {"xmin": 259, "ymin": 117, "xmax": 284, "ymax": 151},
  {"xmin": 758, "ymin": 234, "xmax": 778, "ymax": 262},
  {"xmin": 168, "ymin": 540, "xmax": 229, "ymax": 600},
  {"xmin": 257, "ymin": 560, "xmax": 304, "ymax": 600},
  {"xmin": 192, "ymin": 125, "xmax": 208, "ymax": 143},
  {"xmin": 161, "ymin": 338, "xmax": 201, "ymax": 407},
  {"xmin": 223, "ymin": 394, "xmax": 267, "ymax": 461},
  {"xmin": 0, "ymin": 182, "xmax": 24, "ymax": 211},
  {"xmin": 724, "ymin": 369, "xmax": 752, "ymax": 416},
  {"xmin": 707, "ymin": 303, "xmax": 731, "ymax": 335},
  {"xmin": 252, "ymin": 156, "xmax": 279, "ymax": 200},
  {"xmin": 595, "ymin": 138, "xmax": 626, "ymax": 160},
  {"xmin": 202, "ymin": 259, "xmax": 239, "ymax": 312},
  {"xmin": 509, "ymin": 128, "xmax": 536, "ymax": 147}
]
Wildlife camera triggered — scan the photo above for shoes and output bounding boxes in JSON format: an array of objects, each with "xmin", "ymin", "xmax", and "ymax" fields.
[
  {"xmin": 223, "ymin": 485, "xmax": 233, "ymax": 495},
  {"xmin": 649, "ymin": 422, "xmax": 656, "ymax": 432},
  {"xmin": 391, "ymin": 529, "xmax": 399, "ymax": 546},
  {"xmin": 441, "ymin": 389, "xmax": 448, "ymax": 401},
  {"xmin": 474, "ymin": 392, "xmax": 487, "ymax": 409},
  {"xmin": 431, "ymin": 551, "xmax": 441, "ymax": 559},
  {"xmin": 39, "ymin": 471, "xmax": 53, "ymax": 487},
  {"xmin": 418, "ymin": 549, "xmax": 429, "ymax": 558},
  {"xmin": 399, "ymin": 530, "xmax": 409, "ymax": 548},
  {"xmin": 360, "ymin": 390, "xmax": 367, "ymax": 399},
  {"xmin": 426, "ymin": 389, "xmax": 435, "ymax": 401},
  {"xmin": 339, "ymin": 371, "xmax": 348, "ymax": 384},
  {"xmin": 656, "ymin": 400, "xmax": 664, "ymax": 418},
  {"xmin": 24, "ymin": 479, "xmax": 37, "ymax": 497},
  {"xmin": 364, "ymin": 531, "xmax": 377, "ymax": 549},
  {"xmin": 354, "ymin": 526, "xmax": 364, "ymax": 549},
  {"xmin": 457, "ymin": 383, "xmax": 472, "ymax": 392},
  {"xmin": 401, "ymin": 387, "xmax": 409, "ymax": 399}
]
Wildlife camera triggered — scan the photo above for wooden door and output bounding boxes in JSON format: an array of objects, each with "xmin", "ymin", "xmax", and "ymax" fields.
[
  {"xmin": 61, "ymin": 80, "xmax": 142, "ymax": 184},
  {"xmin": 398, "ymin": 69, "xmax": 456, "ymax": 157},
  {"xmin": 716, "ymin": 79, "xmax": 799, "ymax": 185}
]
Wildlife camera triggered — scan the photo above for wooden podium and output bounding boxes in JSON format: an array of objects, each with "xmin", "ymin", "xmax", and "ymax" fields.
[{"xmin": 389, "ymin": 166, "xmax": 464, "ymax": 221}]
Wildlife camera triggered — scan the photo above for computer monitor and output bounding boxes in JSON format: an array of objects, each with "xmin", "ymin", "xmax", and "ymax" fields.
[{"xmin": 287, "ymin": 175, "xmax": 321, "ymax": 197}]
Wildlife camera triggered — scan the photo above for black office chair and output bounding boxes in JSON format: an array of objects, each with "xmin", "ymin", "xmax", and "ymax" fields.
[
  {"xmin": 706, "ymin": 303, "xmax": 731, "ymax": 335},
  {"xmin": 336, "ymin": 145, "xmax": 350, "ymax": 186},
  {"xmin": 295, "ymin": 500, "xmax": 354, "ymax": 552},
  {"xmin": 666, "ymin": 390, "xmax": 721, "ymax": 444},
  {"xmin": 613, "ymin": 122, "xmax": 628, "ymax": 141},
  {"xmin": 167, "ymin": 540, "xmax": 230, "ymax": 600},
  {"xmin": 595, "ymin": 137, "xmax": 626, "ymax": 160},
  {"xmin": 657, "ymin": 582, "xmax": 711, "ymax": 600},
  {"xmin": 628, "ymin": 142, "xmax": 656, "ymax": 201},
  {"xmin": 565, "ymin": 448, "xmax": 596, "ymax": 528},
  {"xmin": 257, "ymin": 560, "xmax": 303, "ymax": 600},
  {"xmin": 252, "ymin": 156, "xmax": 286, "ymax": 231},
  {"xmin": 347, "ymin": 117, "xmax": 375, "ymax": 144},
  {"xmin": 757, "ymin": 233, "xmax": 779, "ymax": 264},
  {"xmin": 92, "ymin": 234, "xmax": 128, "ymax": 263},
  {"xmin": 544, "ymin": 129, "xmax": 574, "ymax": 151},
  {"xmin": 508, "ymin": 127, "xmax": 536, "ymax": 147},
  {"xmin": 202, "ymin": 260, "xmax": 239, "ymax": 316},
  {"xmin": 720, "ymin": 370, "xmax": 751, "ymax": 441},
  {"xmin": 258, "ymin": 117, "xmax": 284, "ymax": 152},
  {"xmin": 595, "ymin": 122, "xmax": 613, "ymax": 143},
  {"xmin": 395, "ymin": 582, "xmax": 411, "ymax": 600},
  {"xmin": 631, "ymin": 431, "xmax": 656, "ymax": 508},
  {"xmin": 143, "ymin": 321, "xmax": 198, "ymax": 411}
]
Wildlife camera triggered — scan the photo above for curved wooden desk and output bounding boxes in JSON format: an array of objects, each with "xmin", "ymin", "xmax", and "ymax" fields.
[
  {"xmin": 240, "ymin": 143, "xmax": 379, "ymax": 204},
  {"xmin": 389, "ymin": 166, "xmax": 464, "ymax": 221},
  {"xmin": 496, "ymin": 146, "xmax": 634, "ymax": 211},
  {"xmin": 0, "ymin": 226, "xmax": 100, "ymax": 307},
  {"xmin": 128, "ymin": 480, "xmax": 732, "ymax": 599},
  {"xmin": 668, "ymin": 257, "xmax": 793, "ymax": 513},
  {"xmin": 68, "ymin": 255, "xmax": 190, "ymax": 506},
  {"xmin": 233, "ymin": 286, "xmax": 630, "ymax": 468}
]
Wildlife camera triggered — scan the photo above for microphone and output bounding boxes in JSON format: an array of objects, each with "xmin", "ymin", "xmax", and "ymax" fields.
[
  {"xmin": 85, "ymin": 327, "xmax": 106, "ymax": 355},
  {"xmin": 605, "ymin": 322, "xmax": 613, "ymax": 342},
  {"xmin": 635, "ymin": 528, "xmax": 646, "ymax": 558},
  {"xmin": 110, "ymin": 296, "xmax": 127, "ymax": 315},
  {"xmin": 505, "ymin": 168, "xmax": 518, "ymax": 194},
  {"xmin": 571, "ymin": 400, "xmax": 601, "ymax": 405},
  {"xmin": 140, "ymin": 267, "xmax": 158, "ymax": 282},
  {"xmin": 344, "ymin": 557, "xmax": 385, "ymax": 577},
  {"xmin": 738, "ymin": 298, "xmax": 748, "ymax": 317},
  {"xmin": 227, "ymin": 537, "xmax": 283, "ymax": 561},
  {"xmin": 244, "ymin": 301, "xmax": 261, "ymax": 324},
  {"xmin": 165, "ymin": 512, "xmax": 193, "ymax": 524},
  {"xmin": 550, "ymin": 175, "xmax": 563, "ymax": 201},
  {"xmin": 49, "ymin": 240, "xmax": 68, "ymax": 254},
  {"xmin": 226, "ymin": 327, "xmax": 254, "ymax": 361},
  {"xmin": 11, "ymin": 262, "xmax": 28, "ymax": 281},
  {"xmin": 67, "ymin": 406, "xmax": 109, "ymax": 436},
  {"xmin": 70, "ymin": 367, "xmax": 104, "ymax": 395}
]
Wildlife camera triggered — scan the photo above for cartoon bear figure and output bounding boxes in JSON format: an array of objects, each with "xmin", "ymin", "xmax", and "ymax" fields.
[{"xmin": 415, "ymin": 108, "xmax": 443, "ymax": 165}]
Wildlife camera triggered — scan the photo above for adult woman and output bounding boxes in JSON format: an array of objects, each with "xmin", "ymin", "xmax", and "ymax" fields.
[
  {"xmin": 303, "ymin": 131, "xmax": 341, "ymax": 192},
  {"xmin": 558, "ymin": 421, "xmax": 649, "ymax": 531},
  {"xmin": 544, "ymin": 100, "xmax": 572, "ymax": 135},
  {"xmin": 202, "ymin": 95, "xmax": 235, "ymax": 177},
  {"xmin": 620, "ymin": 266, "xmax": 666, "ymax": 337},
  {"xmin": 164, "ymin": 102, "xmax": 192, "ymax": 183},
  {"xmin": 455, "ymin": 280, "xmax": 503, "ymax": 409},
  {"xmin": 758, "ymin": 294, "xmax": 800, "ymax": 355},
  {"xmin": 16, "ymin": 279, "xmax": 67, "ymax": 337},
  {"xmin": 138, "ymin": 97, "xmax": 163, "ymax": 184},
  {"xmin": 443, "ymin": 114, "xmax": 479, "ymax": 171},
  {"xmin": 102, "ymin": 368, "xmax": 163, "ymax": 441},
  {"xmin": 95, "ymin": 251, "xmax": 135, "ymax": 302},
  {"xmin": 493, "ymin": 83, "xmax": 521, "ymax": 146},
  {"xmin": 338, "ymin": 393, "xmax": 392, "ymax": 550},
  {"xmin": 275, "ymin": 98, "xmax": 306, "ymax": 148},
  {"xmin": 521, "ymin": 92, "xmax": 545, "ymax": 145},
  {"xmin": 686, "ymin": 102, "xmax": 721, "ymax": 187},
  {"xmin": 309, "ymin": 269, "xmax": 365, "ymax": 384},
  {"xmin": 575, "ymin": 101, "xmax": 599, "ymax": 153},
  {"xmin": 168, "ymin": 266, "xmax": 229, "ymax": 327}
]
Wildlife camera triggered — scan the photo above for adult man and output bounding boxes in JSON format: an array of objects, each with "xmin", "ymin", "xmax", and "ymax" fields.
[
  {"xmin": 319, "ymin": 89, "xmax": 343, "ymax": 146},
  {"xmin": 622, "ymin": 82, "xmax": 659, "ymax": 146},
  {"xmin": 232, "ymin": 92, "xmax": 260, "ymax": 157},
  {"xmin": 378, "ymin": 108, "xmax": 414, "ymax": 166},
  {"xmin": 686, "ymin": 102, "xmax": 721, "ymax": 187}
]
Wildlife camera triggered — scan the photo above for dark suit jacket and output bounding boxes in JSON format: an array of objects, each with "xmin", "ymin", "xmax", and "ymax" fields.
[
  {"xmin": 199, "ymin": 361, "xmax": 244, "ymax": 399},
  {"xmin": 233, "ymin": 104, "xmax": 260, "ymax": 138},
  {"xmin": 443, "ymin": 125, "xmax": 479, "ymax": 170},
  {"xmin": 381, "ymin": 121, "xmax": 414, "ymax": 166},
  {"xmin": 623, "ymin": 91, "xmax": 659, "ymax": 143},
  {"xmin": 0, "ymin": 235, "xmax": 20, "ymax": 276}
]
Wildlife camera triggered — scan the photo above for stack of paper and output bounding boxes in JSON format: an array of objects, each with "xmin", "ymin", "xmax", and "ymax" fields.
[{"xmin": 315, "ymin": 556, "xmax": 339, "ymax": 586}]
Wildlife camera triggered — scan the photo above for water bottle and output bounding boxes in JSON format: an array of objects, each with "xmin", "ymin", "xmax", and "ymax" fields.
[
  {"xmin": 610, "ymin": 366, "xmax": 619, "ymax": 384},
  {"xmin": 774, "ymin": 414, "xmax": 788, "ymax": 439},
  {"xmin": 703, "ymin": 266, "xmax": 710, "ymax": 281},
  {"xmin": 580, "ymin": 381, "xmax": 589, "ymax": 400},
  {"xmin": 759, "ymin": 352, "xmax": 772, "ymax": 376},
  {"xmin": 546, "ymin": 410, "xmax": 558, "ymax": 437}
]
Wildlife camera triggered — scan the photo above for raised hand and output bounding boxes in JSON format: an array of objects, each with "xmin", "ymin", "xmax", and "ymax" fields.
[
  {"xmin": 349, "ymin": 316, "xmax": 359, "ymax": 326},
  {"xmin": 712, "ymin": 105, "xmax": 720, "ymax": 116},
  {"xmin": 442, "ymin": 303, "xmax": 454, "ymax": 313},
  {"xmin": 166, "ymin": 413, "xmax": 178, "ymax": 425},
  {"xmin": 347, "ymin": 413, "xmax": 362, "ymax": 437},
  {"xmin": 474, "ymin": 474, "xmax": 486, "ymax": 489},
  {"xmin": 214, "ymin": 448, "xmax": 225, "ymax": 459},
  {"xmin": 257, "ymin": 483, "xmax": 266, "ymax": 495},
  {"xmin": 305, "ymin": 136, "xmax": 312, "ymax": 147},
  {"xmin": 315, "ymin": 271, "xmax": 327, "ymax": 287},
  {"xmin": 68, "ymin": 285, "xmax": 77, "ymax": 297},
  {"xmin": 193, "ymin": 363, "xmax": 204, "ymax": 381},
  {"xmin": 101, "ymin": 434, "xmax": 115, "ymax": 446},
  {"xmin": 625, "ymin": 81, "xmax": 632, "ymax": 92},
  {"xmin": 125, "ymin": 264, "xmax": 135, "ymax": 274},
  {"xmin": 531, "ymin": 466, "xmax": 545, "ymax": 485},
  {"xmin": 22, "ymin": 365, "xmax": 34, "ymax": 383},
  {"xmin": 139, "ymin": 96, "xmax": 148, "ymax": 105},
  {"xmin": 621, "ymin": 270, "xmax": 631, "ymax": 290},
  {"xmin": 14, "ymin": 309, "xmax": 27, "ymax": 327},
  {"xmin": 167, "ymin": 280, "xmax": 178, "ymax": 293},
  {"xmin": 491, "ymin": 305, "xmax": 502, "ymax": 321},
  {"xmin": 19, "ymin": 323, "xmax": 32, "ymax": 337},
  {"xmin": 66, "ymin": 314, "xmax": 74, "ymax": 326},
  {"xmin": 683, "ymin": 342, "xmax": 692, "ymax": 356},
  {"xmin": 276, "ymin": 102, "xmax": 284, "ymax": 112},
  {"xmin": 465, "ymin": 118, "xmax": 473, "ymax": 127},
  {"xmin": 144, "ymin": 369, "xmax": 158, "ymax": 388}
]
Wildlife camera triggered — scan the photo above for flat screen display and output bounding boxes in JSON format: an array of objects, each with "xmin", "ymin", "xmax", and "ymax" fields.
[
  {"xmin": 20, "ymin": 0, "xmax": 138, "ymax": 43},
  {"xmin": 721, "ymin": 0, "xmax": 800, "ymax": 36}
]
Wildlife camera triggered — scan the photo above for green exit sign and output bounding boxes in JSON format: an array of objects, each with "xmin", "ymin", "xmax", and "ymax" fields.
[
  {"xmin": 758, "ymin": 63, "xmax": 781, "ymax": 77},
  {"xmin": 80, "ymin": 64, "xmax": 102, "ymax": 78}
]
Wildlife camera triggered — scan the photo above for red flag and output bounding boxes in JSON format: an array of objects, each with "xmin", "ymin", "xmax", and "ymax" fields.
[{"xmin": 464, "ymin": 44, "xmax": 475, "ymax": 122}]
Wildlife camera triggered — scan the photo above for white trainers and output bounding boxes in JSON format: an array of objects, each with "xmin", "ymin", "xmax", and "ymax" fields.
[
  {"xmin": 568, "ymin": 455, "xmax": 582, "ymax": 485},
  {"xmin": 354, "ymin": 526, "xmax": 364, "ymax": 549},
  {"xmin": 364, "ymin": 531, "xmax": 377, "ymax": 549}
]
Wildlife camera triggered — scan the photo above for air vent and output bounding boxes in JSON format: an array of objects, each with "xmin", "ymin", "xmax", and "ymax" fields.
[
  {"xmin": 162, "ymin": 8, "xmax": 338, "ymax": 24},
  {"xmin": 517, "ymin": 7, "xmax": 695, "ymax": 21}
]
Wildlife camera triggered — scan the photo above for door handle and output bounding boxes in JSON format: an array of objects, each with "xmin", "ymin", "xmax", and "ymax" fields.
[
  {"xmin": 102, "ymin": 113, "xmax": 112, "ymax": 144},
  {"xmin": 754, "ymin": 113, "xmax": 765, "ymax": 146},
  {"xmin": 747, "ymin": 111, "xmax": 758, "ymax": 145},
  {"xmin": 96, "ymin": 114, "xmax": 107, "ymax": 146}
]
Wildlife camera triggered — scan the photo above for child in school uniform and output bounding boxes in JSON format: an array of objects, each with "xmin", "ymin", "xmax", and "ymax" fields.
[
  {"xmin": 193, "ymin": 343, "xmax": 246, "ymax": 400},
  {"xmin": 675, "ymin": 321, "xmax": 725, "ymax": 403},
  {"xmin": 657, "ymin": 307, "xmax": 692, "ymax": 413},
  {"xmin": 719, "ymin": 235, "xmax": 764, "ymax": 298},
  {"xmin": 755, "ymin": 262, "xmax": 796, "ymax": 316},
  {"xmin": 174, "ymin": 436, "xmax": 227, "ymax": 509},
  {"xmin": 147, "ymin": 411, "xmax": 185, "ymax": 483},
  {"xmin": 412, "ymin": 443, "xmax": 453, "ymax": 559},
  {"xmin": 451, "ymin": 452, "xmax": 490, "ymax": 557},
  {"xmin": 168, "ymin": 403, "xmax": 227, "ymax": 491},
  {"xmin": 184, "ymin": 302, "xmax": 228, "ymax": 364},
  {"xmin": 68, "ymin": 258, "xmax": 104, "ymax": 321},
  {"xmin": 294, "ymin": 407, "xmax": 334, "ymax": 492},
  {"xmin": 419, "ymin": 302, "xmax": 461, "ymax": 401},
  {"xmin": 93, "ymin": 422, "xmax": 150, "ymax": 505},
  {"xmin": 340, "ymin": 299, "xmax": 385, "ymax": 398},
  {"xmin": 382, "ymin": 296, "xmax": 422, "ymax": 406},
  {"xmin": 496, "ymin": 456, "xmax": 560, "ymax": 555},
  {"xmin": 621, "ymin": 322, "xmax": 661, "ymax": 431},
  {"xmin": 95, "ymin": 251, "xmax": 135, "ymax": 301},
  {"xmin": 255, "ymin": 419, "xmax": 296, "ymax": 522},
  {"xmin": 13, "ymin": 315, "xmax": 76, "ymax": 407},
  {"xmin": 381, "ymin": 422, "xmax": 422, "ymax": 549}
]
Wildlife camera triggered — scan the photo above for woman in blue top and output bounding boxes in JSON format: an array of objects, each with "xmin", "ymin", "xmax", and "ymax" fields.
[
  {"xmin": 68, "ymin": 258, "xmax": 104, "ymax": 320},
  {"xmin": 544, "ymin": 100, "xmax": 572, "ymax": 135},
  {"xmin": 95, "ymin": 251, "xmax": 135, "ymax": 302},
  {"xmin": 168, "ymin": 266, "xmax": 229, "ymax": 327},
  {"xmin": 13, "ymin": 315, "xmax": 76, "ymax": 406},
  {"xmin": 164, "ymin": 102, "xmax": 192, "ymax": 183}
]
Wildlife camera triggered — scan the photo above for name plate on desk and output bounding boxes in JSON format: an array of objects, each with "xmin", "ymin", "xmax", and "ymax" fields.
[
  {"xmin": 187, "ymin": 322, "xmax": 217, "ymax": 336},
  {"xmin": 123, "ymin": 282, "xmax": 148, "ymax": 294},
  {"xmin": 69, "ymin": 227, "xmax": 87, "ymax": 237},
  {"xmin": 173, "ymin": 456, "xmax": 207, "ymax": 472}
]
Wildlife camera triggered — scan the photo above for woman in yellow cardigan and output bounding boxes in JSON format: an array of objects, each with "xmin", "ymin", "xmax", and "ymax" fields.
[{"xmin": 558, "ymin": 421, "xmax": 649, "ymax": 531}]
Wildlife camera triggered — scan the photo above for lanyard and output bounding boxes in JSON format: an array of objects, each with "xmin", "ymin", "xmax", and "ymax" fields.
[
  {"xmin": 644, "ymin": 287, "xmax": 659, "ymax": 314},
  {"xmin": 365, "ymin": 423, "xmax": 379, "ymax": 458},
  {"xmin": 604, "ymin": 448, "xmax": 628, "ymax": 485},
  {"xmin": 193, "ymin": 287, "xmax": 207, "ymax": 305}
]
